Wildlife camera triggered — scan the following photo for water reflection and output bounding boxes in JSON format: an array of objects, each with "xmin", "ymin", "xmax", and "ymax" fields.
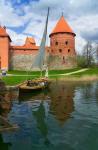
[
  {"xmin": 19, "ymin": 81, "xmax": 75, "ymax": 125},
  {"xmin": 0, "ymin": 134, "xmax": 11, "ymax": 150},
  {"xmin": 32, "ymin": 101, "xmax": 50, "ymax": 145},
  {"xmin": 0, "ymin": 89, "xmax": 18, "ymax": 150},
  {"xmin": 0, "ymin": 90, "xmax": 17, "ymax": 117},
  {"xmin": 49, "ymin": 81, "xmax": 75, "ymax": 125},
  {"xmin": 1, "ymin": 81, "xmax": 98, "ymax": 150}
]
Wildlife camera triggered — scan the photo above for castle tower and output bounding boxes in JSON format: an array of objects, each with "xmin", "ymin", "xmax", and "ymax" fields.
[
  {"xmin": 0, "ymin": 26, "xmax": 11, "ymax": 70},
  {"xmin": 49, "ymin": 15, "xmax": 76, "ymax": 68}
]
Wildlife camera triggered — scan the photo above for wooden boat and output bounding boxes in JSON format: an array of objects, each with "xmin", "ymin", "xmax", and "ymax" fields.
[
  {"xmin": 19, "ymin": 78, "xmax": 50, "ymax": 91},
  {"xmin": 19, "ymin": 8, "xmax": 50, "ymax": 92}
]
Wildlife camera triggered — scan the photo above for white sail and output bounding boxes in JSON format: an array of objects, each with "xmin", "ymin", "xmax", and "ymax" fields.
[{"xmin": 33, "ymin": 8, "xmax": 49, "ymax": 70}]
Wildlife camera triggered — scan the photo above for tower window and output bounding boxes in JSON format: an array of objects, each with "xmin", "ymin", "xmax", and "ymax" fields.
[
  {"xmin": 65, "ymin": 41, "xmax": 68, "ymax": 45},
  {"xmin": 68, "ymin": 49, "xmax": 70, "ymax": 52},
  {"xmin": 55, "ymin": 41, "xmax": 58, "ymax": 45},
  {"xmin": 63, "ymin": 56, "xmax": 65, "ymax": 63},
  {"xmin": 59, "ymin": 49, "xmax": 62, "ymax": 53}
]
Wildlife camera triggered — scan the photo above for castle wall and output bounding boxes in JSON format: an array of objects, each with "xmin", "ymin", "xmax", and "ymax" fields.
[
  {"xmin": 10, "ymin": 49, "xmax": 39, "ymax": 70},
  {"xmin": 9, "ymin": 46, "xmax": 76, "ymax": 71}
]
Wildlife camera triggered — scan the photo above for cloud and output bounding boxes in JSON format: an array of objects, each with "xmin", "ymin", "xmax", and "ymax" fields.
[
  {"xmin": 7, "ymin": 29, "xmax": 27, "ymax": 45},
  {"xmin": 0, "ymin": 0, "xmax": 98, "ymax": 53}
]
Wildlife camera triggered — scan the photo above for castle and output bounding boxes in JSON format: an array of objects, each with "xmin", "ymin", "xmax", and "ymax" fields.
[{"xmin": 0, "ymin": 15, "xmax": 76, "ymax": 71}]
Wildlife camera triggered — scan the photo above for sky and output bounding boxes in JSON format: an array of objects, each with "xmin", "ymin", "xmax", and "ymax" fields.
[{"xmin": 0, "ymin": 0, "xmax": 98, "ymax": 53}]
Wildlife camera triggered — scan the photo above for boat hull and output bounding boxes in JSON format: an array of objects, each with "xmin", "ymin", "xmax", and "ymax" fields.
[{"xmin": 18, "ymin": 78, "xmax": 50, "ymax": 92}]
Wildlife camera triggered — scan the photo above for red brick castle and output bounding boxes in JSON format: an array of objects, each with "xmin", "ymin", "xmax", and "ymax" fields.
[{"xmin": 0, "ymin": 15, "xmax": 76, "ymax": 70}]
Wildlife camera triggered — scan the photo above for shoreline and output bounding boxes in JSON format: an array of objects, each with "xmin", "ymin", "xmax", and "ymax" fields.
[
  {"xmin": 52, "ymin": 75, "xmax": 98, "ymax": 82},
  {"xmin": 5, "ymin": 75, "xmax": 98, "ymax": 88}
]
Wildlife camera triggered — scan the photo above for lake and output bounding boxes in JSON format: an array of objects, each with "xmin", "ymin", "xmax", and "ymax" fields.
[{"xmin": 0, "ymin": 80, "xmax": 98, "ymax": 150}]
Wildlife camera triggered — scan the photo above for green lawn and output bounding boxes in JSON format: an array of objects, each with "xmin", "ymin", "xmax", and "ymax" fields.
[
  {"xmin": 2, "ymin": 67, "xmax": 98, "ymax": 86},
  {"xmin": 2, "ymin": 76, "xmax": 38, "ymax": 86},
  {"xmin": 70, "ymin": 68, "xmax": 98, "ymax": 77},
  {"xmin": 7, "ymin": 68, "xmax": 80, "ymax": 75}
]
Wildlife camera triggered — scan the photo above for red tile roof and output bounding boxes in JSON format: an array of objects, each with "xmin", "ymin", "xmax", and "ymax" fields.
[
  {"xmin": 11, "ymin": 45, "xmax": 39, "ymax": 50},
  {"xmin": 25, "ymin": 37, "xmax": 36, "ymax": 45},
  {"xmin": 49, "ymin": 16, "xmax": 76, "ymax": 37},
  {"xmin": 0, "ymin": 26, "xmax": 11, "ymax": 41}
]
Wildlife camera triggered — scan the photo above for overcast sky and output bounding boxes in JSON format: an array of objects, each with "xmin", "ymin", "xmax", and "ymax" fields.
[{"xmin": 0, "ymin": 0, "xmax": 98, "ymax": 53}]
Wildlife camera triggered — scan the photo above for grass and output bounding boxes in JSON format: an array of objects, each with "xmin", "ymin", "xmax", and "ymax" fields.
[
  {"xmin": 7, "ymin": 68, "xmax": 80, "ymax": 75},
  {"xmin": 70, "ymin": 68, "xmax": 98, "ymax": 77},
  {"xmin": 1, "ymin": 67, "xmax": 98, "ymax": 86},
  {"xmin": 2, "ymin": 76, "xmax": 38, "ymax": 86}
]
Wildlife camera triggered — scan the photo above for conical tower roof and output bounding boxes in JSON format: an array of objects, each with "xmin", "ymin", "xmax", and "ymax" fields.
[
  {"xmin": 49, "ymin": 16, "xmax": 76, "ymax": 37},
  {"xmin": 0, "ymin": 26, "xmax": 11, "ymax": 41},
  {"xmin": 0, "ymin": 26, "xmax": 8, "ymax": 36}
]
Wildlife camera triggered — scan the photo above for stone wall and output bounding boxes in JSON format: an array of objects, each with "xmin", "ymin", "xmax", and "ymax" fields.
[
  {"xmin": 48, "ymin": 54, "xmax": 77, "ymax": 70},
  {"xmin": 10, "ymin": 53, "xmax": 77, "ymax": 71},
  {"xmin": 9, "ymin": 46, "xmax": 77, "ymax": 71},
  {"xmin": 10, "ymin": 54, "xmax": 40, "ymax": 71}
]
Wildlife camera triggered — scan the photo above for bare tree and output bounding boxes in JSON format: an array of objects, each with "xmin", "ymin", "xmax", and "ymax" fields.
[{"xmin": 82, "ymin": 41, "xmax": 96, "ymax": 67}]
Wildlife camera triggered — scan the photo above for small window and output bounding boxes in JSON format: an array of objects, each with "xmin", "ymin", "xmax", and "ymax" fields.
[
  {"xmin": 68, "ymin": 49, "xmax": 70, "ymax": 52},
  {"xmin": 59, "ymin": 49, "xmax": 62, "ymax": 53},
  {"xmin": 55, "ymin": 41, "xmax": 58, "ymax": 45},
  {"xmin": 65, "ymin": 41, "xmax": 68, "ymax": 45},
  {"xmin": 63, "ymin": 56, "xmax": 65, "ymax": 63},
  {"xmin": 51, "ymin": 50, "xmax": 53, "ymax": 52}
]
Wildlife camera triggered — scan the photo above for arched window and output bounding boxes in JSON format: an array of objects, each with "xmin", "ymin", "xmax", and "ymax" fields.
[
  {"xmin": 59, "ymin": 49, "xmax": 62, "ymax": 53},
  {"xmin": 63, "ymin": 56, "xmax": 65, "ymax": 64},
  {"xmin": 68, "ymin": 49, "xmax": 70, "ymax": 53},
  {"xmin": 65, "ymin": 41, "xmax": 68, "ymax": 45},
  {"xmin": 55, "ymin": 41, "xmax": 58, "ymax": 45}
]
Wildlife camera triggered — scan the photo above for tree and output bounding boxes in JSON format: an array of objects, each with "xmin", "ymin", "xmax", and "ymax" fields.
[
  {"xmin": 83, "ymin": 41, "xmax": 94, "ymax": 67},
  {"xmin": 77, "ymin": 41, "xmax": 98, "ymax": 68}
]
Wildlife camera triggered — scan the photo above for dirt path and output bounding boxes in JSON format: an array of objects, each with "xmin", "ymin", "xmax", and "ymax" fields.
[{"xmin": 49, "ymin": 68, "xmax": 89, "ymax": 76}]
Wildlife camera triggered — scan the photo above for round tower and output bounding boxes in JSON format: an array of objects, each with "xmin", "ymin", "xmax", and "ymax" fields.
[
  {"xmin": 49, "ymin": 15, "xmax": 76, "ymax": 68},
  {"xmin": 0, "ymin": 26, "xmax": 11, "ymax": 70}
]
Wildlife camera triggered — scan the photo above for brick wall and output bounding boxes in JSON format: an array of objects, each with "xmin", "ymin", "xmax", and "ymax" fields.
[
  {"xmin": 0, "ymin": 37, "xmax": 10, "ymax": 70},
  {"xmin": 50, "ymin": 33, "xmax": 76, "ymax": 56}
]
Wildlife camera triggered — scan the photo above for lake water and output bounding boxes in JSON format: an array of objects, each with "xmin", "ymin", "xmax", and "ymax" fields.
[{"xmin": 0, "ymin": 81, "xmax": 98, "ymax": 150}]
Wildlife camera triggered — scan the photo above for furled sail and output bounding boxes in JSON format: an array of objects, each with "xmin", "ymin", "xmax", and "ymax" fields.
[{"xmin": 33, "ymin": 8, "xmax": 49, "ymax": 70}]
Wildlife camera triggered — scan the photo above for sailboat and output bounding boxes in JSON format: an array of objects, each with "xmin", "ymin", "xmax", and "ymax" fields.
[{"xmin": 19, "ymin": 8, "xmax": 50, "ymax": 91}]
